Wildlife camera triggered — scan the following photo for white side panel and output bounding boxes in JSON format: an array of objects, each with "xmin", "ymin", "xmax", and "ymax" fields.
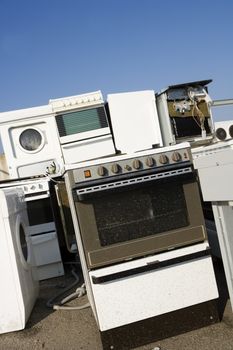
[
  {"xmin": 197, "ymin": 164, "xmax": 233, "ymax": 201},
  {"xmin": 156, "ymin": 93, "xmax": 175, "ymax": 146},
  {"xmin": 192, "ymin": 142, "xmax": 233, "ymax": 201},
  {"xmin": 0, "ymin": 217, "xmax": 24, "ymax": 333},
  {"xmin": 107, "ymin": 90, "xmax": 163, "ymax": 153},
  {"xmin": 31, "ymin": 232, "xmax": 64, "ymax": 280},
  {"xmin": 90, "ymin": 243, "xmax": 218, "ymax": 331},
  {"xmin": 0, "ymin": 189, "xmax": 38, "ymax": 334},
  {"xmin": 36, "ymin": 262, "xmax": 64, "ymax": 281},
  {"xmin": 212, "ymin": 204, "xmax": 233, "ymax": 311},
  {"xmin": 62, "ymin": 134, "xmax": 115, "ymax": 164}
]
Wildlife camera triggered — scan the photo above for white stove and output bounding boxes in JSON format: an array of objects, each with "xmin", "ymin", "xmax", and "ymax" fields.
[
  {"xmin": 65, "ymin": 142, "xmax": 218, "ymax": 331},
  {"xmin": 192, "ymin": 139, "xmax": 233, "ymax": 312}
]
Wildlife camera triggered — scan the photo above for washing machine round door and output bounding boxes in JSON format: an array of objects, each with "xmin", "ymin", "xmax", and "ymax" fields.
[
  {"xmin": 19, "ymin": 128, "xmax": 44, "ymax": 152},
  {"xmin": 16, "ymin": 216, "xmax": 30, "ymax": 270},
  {"xmin": 20, "ymin": 224, "xmax": 28, "ymax": 260}
]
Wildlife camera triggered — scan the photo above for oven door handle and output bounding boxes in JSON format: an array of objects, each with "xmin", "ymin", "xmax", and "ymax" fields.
[
  {"xmin": 75, "ymin": 167, "xmax": 194, "ymax": 201},
  {"xmin": 91, "ymin": 248, "xmax": 211, "ymax": 284}
]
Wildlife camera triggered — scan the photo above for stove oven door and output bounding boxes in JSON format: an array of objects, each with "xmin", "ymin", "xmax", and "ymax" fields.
[
  {"xmin": 74, "ymin": 171, "xmax": 207, "ymax": 269},
  {"xmin": 89, "ymin": 243, "xmax": 218, "ymax": 331}
]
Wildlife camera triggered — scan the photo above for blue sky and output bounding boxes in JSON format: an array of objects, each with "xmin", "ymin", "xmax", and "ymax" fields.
[{"xmin": 1, "ymin": 0, "xmax": 233, "ymax": 122}]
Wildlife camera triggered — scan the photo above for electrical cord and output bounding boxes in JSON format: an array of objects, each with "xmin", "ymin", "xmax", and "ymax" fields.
[
  {"xmin": 46, "ymin": 268, "xmax": 79, "ymax": 308},
  {"xmin": 53, "ymin": 284, "xmax": 90, "ymax": 310},
  {"xmin": 45, "ymin": 161, "xmax": 67, "ymax": 182},
  {"xmin": 46, "ymin": 267, "xmax": 90, "ymax": 311},
  {"xmin": 45, "ymin": 173, "xmax": 65, "ymax": 184}
]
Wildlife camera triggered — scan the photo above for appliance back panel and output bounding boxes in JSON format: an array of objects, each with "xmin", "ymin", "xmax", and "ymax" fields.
[{"xmin": 167, "ymin": 101, "xmax": 210, "ymax": 117}]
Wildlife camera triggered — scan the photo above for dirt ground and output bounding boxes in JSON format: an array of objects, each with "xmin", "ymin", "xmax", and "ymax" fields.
[{"xmin": 0, "ymin": 260, "xmax": 233, "ymax": 350}]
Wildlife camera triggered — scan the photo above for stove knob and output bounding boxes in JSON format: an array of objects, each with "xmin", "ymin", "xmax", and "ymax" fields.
[
  {"xmin": 159, "ymin": 154, "xmax": 169, "ymax": 164},
  {"xmin": 111, "ymin": 163, "xmax": 120, "ymax": 174},
  {"xmin": 146, "ymin": 156, "xmax": 155, "ymax": 167},
  {"xmin": 172, "ymin": 151, "xmax": 182, "ymax": 162},
  {"xmin": 97, "ymin": 166, "xmax": 106, "ymax": 176},
  {"xmin": 132, "ymin": 159, "xmax": 141, "ymax": 170}
]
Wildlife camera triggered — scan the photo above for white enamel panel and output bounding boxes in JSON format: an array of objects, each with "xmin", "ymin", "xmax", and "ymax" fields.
[
  {"xmin": 65, "ymin": 142, "xmax": 190, "ymax": 171},
  {"xmin": 59, "ymin": 127, "xmax": 111, "ymax": 144},
  {"xmin": 0, "ymin": 116, "xmax": 64, "ymax": 179},
  {"xmin": 212, "ymin": 204, "xmax": 233, "ymax": 311},
  {"xmin": 0, "ymin": 188, "xmax": 38, "ymax": 334},
  {"xmin": 62, "ymin": 134, "xmax": 116, "ymax": 164},
  {"xmin": 49, "ymin": 90, "xmax": 103, "ymax": 112},
  {"xmin": 107, "ymin": 90, "xmax": 163, "ymax": 153},
  {"xmin": 31, "ymin": 232, "xmax": 64, "ymax": 280},
  {"xmin": 192, "ymin": 141, "xmax": 233, "ymax": 201},
  {"xmin": 90, "ymin": 243, "xmax": 218, "ymax": 331}
]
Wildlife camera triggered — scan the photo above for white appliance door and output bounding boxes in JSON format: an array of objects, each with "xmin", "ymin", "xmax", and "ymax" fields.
[
  {"xmin": 89, "ymin": 243, "xmax": 218, "ymax": 331},
  {"xmin": 107, "ymin": 90, "xmax": 163, "ymax": 153}
]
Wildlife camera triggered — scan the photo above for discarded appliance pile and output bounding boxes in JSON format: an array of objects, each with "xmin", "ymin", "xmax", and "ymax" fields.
[{"xmin": 0, "ymin": 79, "xmax": 232, "ymax": 346}]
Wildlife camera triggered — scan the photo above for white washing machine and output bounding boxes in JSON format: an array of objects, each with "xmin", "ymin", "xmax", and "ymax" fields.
[
  {"xmin": 0, "ymin": 104, "xmax": 64, "ymax": 178},
  {"xmin": 0, "ymin": 188, "xmax": 39, "ymax": 334}
]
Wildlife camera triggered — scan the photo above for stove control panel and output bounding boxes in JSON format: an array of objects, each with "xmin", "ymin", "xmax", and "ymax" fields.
[{"xmin": 72, "ymin": 147, "xmax": 191, "ymax": 184}]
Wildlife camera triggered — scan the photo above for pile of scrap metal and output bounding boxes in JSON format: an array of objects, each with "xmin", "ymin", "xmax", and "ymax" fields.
[{"xmin": 1, "ymin": 79, "xmax": 233, "ymax": 349}]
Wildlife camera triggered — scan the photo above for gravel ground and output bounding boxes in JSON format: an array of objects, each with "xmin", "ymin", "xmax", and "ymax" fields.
[{"xmin": 0, "ymin": 261, "xmax": 232, "ymax": 350}]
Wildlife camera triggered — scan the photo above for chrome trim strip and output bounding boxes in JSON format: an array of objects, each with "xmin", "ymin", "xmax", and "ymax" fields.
[{"xmin": 76, "ymin": 167, "xmax": 192, "ymax": 195}]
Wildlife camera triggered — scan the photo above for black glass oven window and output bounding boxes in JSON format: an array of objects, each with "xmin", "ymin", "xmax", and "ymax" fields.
[
  {"xmin": 26, "ymin": 198, "xmax": 54, "ymax": 226},
  {"xmin": 56, "ymin": 106, "xmax": 108, "ymax": 137},
  {"xmin": 93, "ymin": 182, "xmax": 189, "ymax": 246}
]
